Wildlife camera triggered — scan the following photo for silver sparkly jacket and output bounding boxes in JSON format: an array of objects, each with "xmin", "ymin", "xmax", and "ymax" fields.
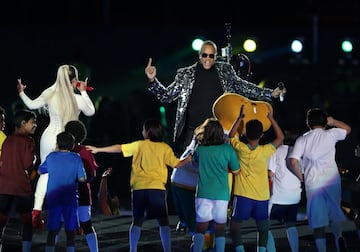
[{"xmin": 148, "ymin": 61, "xmax": 273, "ymax": 142}]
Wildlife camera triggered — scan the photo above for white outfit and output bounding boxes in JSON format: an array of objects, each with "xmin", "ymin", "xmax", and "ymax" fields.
[
  {"xmin": 268, "ymin": 145, "xmax": 302, "ymax": 209},
  {"xmin": 288, "ymin": 127, "xmax": 347, "ymax": 234},
  {"xmin": 267, "ymin": 145, "xmax": 303, "ymax": 252},
  {"xmin": 19, "ymin": 86, "xmax": 95, "ymax": 210},
  {"xmin": 171, "ymin": 164, "xmax": 198, "ymax": 188},
  {"xmin": 172, "ymin": 137, "xmax": 198, "ymax": 188},
  {"xmin": 288, "ymin": 128, "xmax": 346, "ymax": 191}
]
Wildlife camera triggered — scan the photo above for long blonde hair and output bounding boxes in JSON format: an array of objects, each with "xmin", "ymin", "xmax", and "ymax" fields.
[{"xmin": 42, "ymin": 65, "xmax": 79, "ymax": 127}]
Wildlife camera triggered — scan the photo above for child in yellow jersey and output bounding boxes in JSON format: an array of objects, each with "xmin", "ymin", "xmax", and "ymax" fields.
[
  {"xmin": 228, "ymin": 104, "xmax": 284, "ymax": 252},
  {"xmin": 86, "ymin": 118, "xmax": 191, "ymax": 252}
]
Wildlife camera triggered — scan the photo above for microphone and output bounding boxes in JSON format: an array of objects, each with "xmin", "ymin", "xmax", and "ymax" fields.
[
  {"xmin": 278, "ymin": 82, "xmax": 285, "ymax": 102},
  {"xmin": 77, "ymin": 82, "xmax": 94, "ymax": 91}
]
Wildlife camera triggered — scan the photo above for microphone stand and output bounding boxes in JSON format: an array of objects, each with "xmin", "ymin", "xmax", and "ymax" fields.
[{"xmin": 225, "ymin": 23, "xmax": 232, "ymax": 63}]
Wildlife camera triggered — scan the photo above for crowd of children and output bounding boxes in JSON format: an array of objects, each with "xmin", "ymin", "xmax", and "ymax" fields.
[{"xmin": 0, "ymin": 50, "xmax": 356, "ymax": 252}]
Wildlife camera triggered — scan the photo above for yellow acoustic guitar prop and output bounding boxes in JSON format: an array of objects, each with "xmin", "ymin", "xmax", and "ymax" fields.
[{"xmin": 212, "ymin": 93, "xmax": 272, "ymax": 136}]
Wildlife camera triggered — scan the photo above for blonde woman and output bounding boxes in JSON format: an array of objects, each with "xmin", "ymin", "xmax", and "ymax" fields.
[{"xmin": 17, "ymin": 64, "xmax": 95, "ymax": 229}]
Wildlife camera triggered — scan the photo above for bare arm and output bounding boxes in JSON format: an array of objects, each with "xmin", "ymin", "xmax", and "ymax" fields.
[
  {"xmin": 268, "ymin": 170, "xmax": 275, "ymax": 180},
  {"xmin": 268, "ymin": 104, "xmax": 284, "ymax": 148},
  {"xmin": 228, "ymin": 104, "xmax": 245, "ymax": 138},
  {"xmin": 85, "ymin": 144, "xmax": 122, "ymax": 154},
  {"xmin": 288, "ymin": 158, "xmax": 304, "ymax": 182},
  {"xmin": 99, "ymin": 168, "xmax": 113, "ymax": 215},
  {"xmin": 175, "ymin": 155, "xmax": 192, "ymax": 168},
  {"xmin": 327, "ymin": 116, "xmax": 351, "ymax": 135},
  {"xmin": 271, "ymin": 85, "xmax": 287, "ymax": 100}
]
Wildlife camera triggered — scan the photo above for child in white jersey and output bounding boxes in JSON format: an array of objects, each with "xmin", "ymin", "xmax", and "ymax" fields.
[
  {"xmin": 267, "ymin": 129, "xmax": 302, "ymax": 252},
  {"xmin": 288, "ymin": 108, "xmax": 351, "ymax": 252}
]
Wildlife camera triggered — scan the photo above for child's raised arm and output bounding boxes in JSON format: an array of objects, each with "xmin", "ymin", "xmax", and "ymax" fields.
[
  {"xmin": 228, "ymin": 104, "xmax": 245, "ymax": 139},
  {"xmin": 267, "ymin": 104, "xmax": 284, "ymax": 148},
  {"xmin": 327, "ymin": 116, "xmax": 351, "ymax": 135}
]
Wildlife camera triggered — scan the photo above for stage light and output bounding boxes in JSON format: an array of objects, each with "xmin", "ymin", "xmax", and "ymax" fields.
[
  {"xmin": 338, "ymin": 38, "xmax": 358, "ymax": 66},
  {"xmin": 341, "ymin": 39, "xmax": 353, "ymax": 53},
  {"xmin": 243, "ymin": 39, "xmax": 257, "ymax": 53},
  {"xmin": 160, "ymin": 106, "xmax": 167, "ymax": 127},
  {"xmin": 192, "ymin": 38, "xmax": 204, "ymax": 51},
  {"xmin": 291, "ymin": 39, "xmax": 303, "ymax": 53},
  {"xmin": 288, "ymin": 37, "xmax": 310, "ymax": 64}
]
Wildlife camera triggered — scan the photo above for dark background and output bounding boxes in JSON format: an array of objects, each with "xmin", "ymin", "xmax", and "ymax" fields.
[{"xmin": 1, "ymin": 1, "xmax": 360, "ymax": 210}]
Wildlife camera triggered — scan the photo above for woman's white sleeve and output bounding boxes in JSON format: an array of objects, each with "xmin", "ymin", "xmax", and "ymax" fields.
[
  {"xmin": 76, "ymin": 91, "xmax": 95, "ymax": 116},
  {"xmin": 19, "ymin": 92, "xmax": 47, "ymax": 110}
]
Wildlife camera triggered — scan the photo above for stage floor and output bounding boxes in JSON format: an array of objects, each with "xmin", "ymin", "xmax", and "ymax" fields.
[{"xmin": 1, "ymin": 210, "xmax": 359, "ymax": 251}]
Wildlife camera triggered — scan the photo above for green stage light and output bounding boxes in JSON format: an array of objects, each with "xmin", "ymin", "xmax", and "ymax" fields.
[
  {"xmin": 192, "ymin": 39, "xmax": 204, "ymax": 51},
  {"xmin": 341, "ymin": 40, "xmax": 353, "ymax": 53},
  {"xmin": 160, "ymin": 106, "xmax": 167, "ymax": 127}
]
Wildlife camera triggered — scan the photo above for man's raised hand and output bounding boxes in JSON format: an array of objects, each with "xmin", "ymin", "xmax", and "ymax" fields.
[{"xmin": 145, "ymin": 58, "xmax": 156, "ymax": 82}]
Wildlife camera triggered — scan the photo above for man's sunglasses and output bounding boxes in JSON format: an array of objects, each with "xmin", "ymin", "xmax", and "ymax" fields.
[{"xmin": 201, "ymin": 53, "xmax": 215, "ymax": 59}]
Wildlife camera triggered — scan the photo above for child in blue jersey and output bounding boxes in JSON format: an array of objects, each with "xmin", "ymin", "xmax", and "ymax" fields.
[
  {"xmin": 38, "ymin": 132, "xmax": 86, "ymax": 252},
  {"xmin": 65, "ymin": 120, "xmax": 99, "ymax": 252},
  {"xmin": 191, "ymin": 118, "xmax": 240, "ymax": 252}
]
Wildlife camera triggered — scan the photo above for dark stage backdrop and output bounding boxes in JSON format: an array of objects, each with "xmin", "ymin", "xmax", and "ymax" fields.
[{"xmin": 1, "ymin": 21, "xmax": 360, "ymax": 210}]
